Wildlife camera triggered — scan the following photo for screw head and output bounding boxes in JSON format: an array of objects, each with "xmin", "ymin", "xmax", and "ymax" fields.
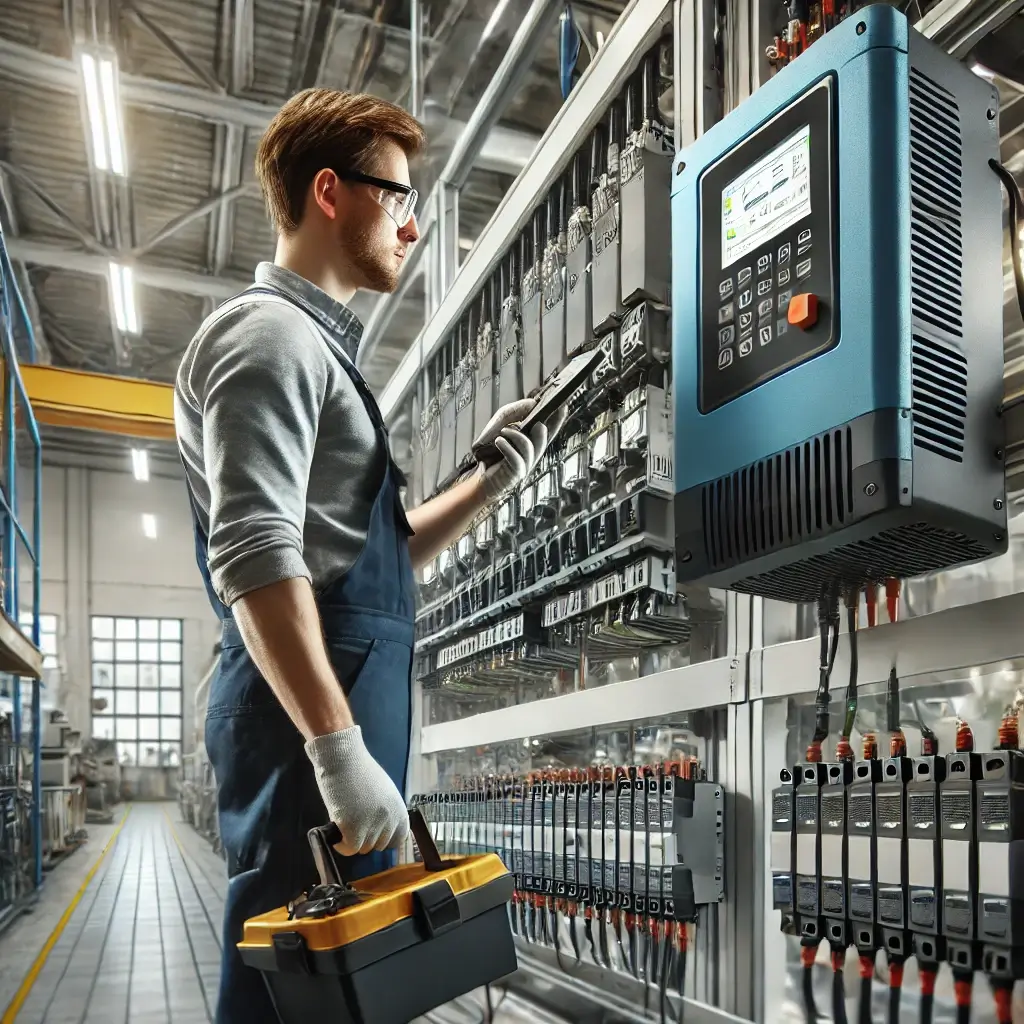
[
  {"xmin": 996, "ymin": 448, "xmax": 1005, "ymax": 460},
  {"xmin": 995, "ymin": 532, "xmax": 1005, "ymax": 543},
  {"xmin": 994, "ymin": 497, "xmax": 1004, "ymax": 510},
  {"xmin": 864, "ymin": 483, "xmax": 877, "ymax": 497},
  {"xmin": 987, "ymin": 108, "xmax": 996, "ymax": 120},
  {"xmin": 676, "ymin": 160, "xmax": 686, "ymax": 175},
  {"xmin": 856, "ymin": 21, "xmax": 866, "ymax": 33}
]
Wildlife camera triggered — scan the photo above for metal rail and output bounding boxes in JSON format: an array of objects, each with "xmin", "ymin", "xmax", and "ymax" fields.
[{"xmin": 0, "ymin": 222, "xmax": 44, "ymax": 894}]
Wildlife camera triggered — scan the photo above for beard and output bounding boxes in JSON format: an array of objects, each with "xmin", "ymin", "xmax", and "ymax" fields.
[{"xmin": 344, "ymin": 219, "xmax": 400, "ymax": 294}]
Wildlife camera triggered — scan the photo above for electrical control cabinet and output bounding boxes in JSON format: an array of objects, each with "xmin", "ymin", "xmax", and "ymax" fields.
[{"xmin": 671, "ymin": 6, "xmax": 1006, "ymax": 604}]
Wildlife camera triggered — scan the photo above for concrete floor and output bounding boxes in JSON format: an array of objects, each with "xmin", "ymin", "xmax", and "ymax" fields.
[{"xmin": 0, "ymin": 803, "xmax": 520, "ymax": 1024}]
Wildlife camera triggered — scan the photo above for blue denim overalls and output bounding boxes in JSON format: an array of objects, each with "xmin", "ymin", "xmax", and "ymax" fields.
[{"xmin": 184, "ymin": 285, "xmax": 417, "ymax": 1023}]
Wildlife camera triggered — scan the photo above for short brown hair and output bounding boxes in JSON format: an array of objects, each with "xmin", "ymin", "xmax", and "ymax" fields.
[{"xmin": 255, "ymin": 88, "xmax": 425, "ymax": 234}]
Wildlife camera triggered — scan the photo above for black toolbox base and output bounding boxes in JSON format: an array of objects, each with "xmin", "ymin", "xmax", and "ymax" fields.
[{"xmin": 262, "ymin": 904, "xmax": 518, "ymax": 1024}]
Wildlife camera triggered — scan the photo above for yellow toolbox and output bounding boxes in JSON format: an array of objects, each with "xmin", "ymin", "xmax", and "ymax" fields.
[{"xmin": 238, "ymin": 810, "xmax": 517, "ymax": 1024}]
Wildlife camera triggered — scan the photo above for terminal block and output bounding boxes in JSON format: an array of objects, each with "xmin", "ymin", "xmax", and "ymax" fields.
[
  {"xmin": 820, "ymin": 761, "xmax": 852, "ymax": 948},
  {"xmin": 977, "ymin": 749, "xmax": 1024, "ymax": 979},
  {"xmin": 847, "ymin": 758, "xmax": 880, "ymax": 954},
  {"xmin": 941, "ymin": 749, "xmax": 981, "ymax": 972},
  {"xmin": 907, "ymin": 755, "xmax": 945, "ymax": 966},
  {"xmin": 794, "ymin": 762, "xmax": 824, "ymax": 941},
  {"xmin": 771, "ymin": 768, "xmax": 796, "ymax": 932}
]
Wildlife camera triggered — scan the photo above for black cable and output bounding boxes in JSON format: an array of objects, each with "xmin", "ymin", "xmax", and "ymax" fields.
[
  {"xmin": 920, "ymin": 992, "xmax": 933, "ymax": 1024},
  {"xmin": 990, "ymin": 160, "xmax": 1024, "ymax": 326},
  {"xmin": 955, "ymin": 1004, "xmax": 971, "ymax": 1024},
  {"xmin": 888, "ymin": 982, "xmax": 901, "ymax": 1024},
  {"xmin": 833, "ymin": 963, "xmax": 848, "ymax": 1024},
  {"xmin": 801, "ymin": 957, "xmax": 819, "ymax": 1024},
  {"xmin": 858, "ymin": 955, "xmax": 875, "ymax": 1024}
]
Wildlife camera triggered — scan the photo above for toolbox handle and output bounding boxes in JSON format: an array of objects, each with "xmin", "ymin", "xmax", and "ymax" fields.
[{"xmin": 307, "ymin": 809, "xmax": 455, "ymax": 888}]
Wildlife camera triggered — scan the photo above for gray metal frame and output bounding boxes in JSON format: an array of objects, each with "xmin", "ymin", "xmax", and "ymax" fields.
[{"xmin": 397, "ymin": 0, "xmax": 1024, "ymax": 1020}]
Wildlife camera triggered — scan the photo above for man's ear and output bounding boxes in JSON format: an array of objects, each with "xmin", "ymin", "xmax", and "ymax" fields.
[{"xmin": 311, "ymin": 168, "xmax": 342, "ymax": 221}]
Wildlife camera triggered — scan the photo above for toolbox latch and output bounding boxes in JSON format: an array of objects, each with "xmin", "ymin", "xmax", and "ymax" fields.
[
  {"xmin": 272, "ymin": 931, "xmax": 312, "ymax": 974},
  {"xmin": 413, "ymin": 880, "xmax": 462, "ymax": 938}
]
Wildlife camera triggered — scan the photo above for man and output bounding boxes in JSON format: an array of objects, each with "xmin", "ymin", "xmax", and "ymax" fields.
[{"xmin": 174, "ymin": 88, "xmax": 562, "ymax": 1022}]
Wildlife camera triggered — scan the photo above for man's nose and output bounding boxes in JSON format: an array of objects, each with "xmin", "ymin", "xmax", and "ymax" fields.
[{"xmin": 399, "ymin": 214, "xmax": 420, "ymax": 244}]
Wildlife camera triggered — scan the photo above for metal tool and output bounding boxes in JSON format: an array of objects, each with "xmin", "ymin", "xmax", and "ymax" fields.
[
  {"xmin": 541, "ymin": 175, "xmax": 568, "ymax": 380},
  {"xmin": 620, "ymin": 46, "xmax": 674, "ymax": 310},
  {"xmin": 591, "ymin": 100, "xmax": 623, "ymax": 337},
  {"xmin": 564, "ymin": 146, "xmax": 594, "ymax": 359},
  {"xmin": 521, "ymin": 210, "xmax": 545, "ymax": 396}
]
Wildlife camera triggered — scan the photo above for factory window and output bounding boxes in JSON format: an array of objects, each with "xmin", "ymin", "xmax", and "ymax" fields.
[{"xmin": 90, "ymin": 616, "xmax": 182, "ymax": 769}]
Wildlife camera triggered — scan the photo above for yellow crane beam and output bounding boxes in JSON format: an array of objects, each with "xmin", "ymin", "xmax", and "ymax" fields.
[{"xmin": 17, "ymin": 364, "xmax": 176, "ymax": 441}]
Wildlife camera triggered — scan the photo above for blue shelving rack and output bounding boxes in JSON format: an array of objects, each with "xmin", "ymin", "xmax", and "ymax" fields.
[{"xmin": 0, "ymin": 220, "xmax": 44, "ymax": 908}]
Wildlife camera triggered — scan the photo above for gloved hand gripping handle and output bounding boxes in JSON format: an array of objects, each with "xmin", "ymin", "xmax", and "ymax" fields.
[{"xmin": 307, "ymin": 809, "xmax": 455, "ymax": 889}]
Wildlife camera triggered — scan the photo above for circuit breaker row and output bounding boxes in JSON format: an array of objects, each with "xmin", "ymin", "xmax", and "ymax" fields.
[
  {"xmin": 772, "ymin": 748, "xmax": 1024, "ymax": 981},
  {"xmin": 410, "ymin": 763, "xmax": 723, "ymax": 991},
  {"xmin": 411, "ymin": 40, "xmax": 700, "ymax": 692}
]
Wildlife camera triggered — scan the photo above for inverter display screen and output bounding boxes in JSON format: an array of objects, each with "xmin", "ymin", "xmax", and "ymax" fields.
[{"xmin": 721, "ymin": 124, "xmax": 812, "ymax": 269}]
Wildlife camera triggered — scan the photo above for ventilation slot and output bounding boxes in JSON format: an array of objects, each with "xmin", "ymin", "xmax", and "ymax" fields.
[
  {"xmin": 912, "ymin": 335, "xmax": 967, "ymax": 461},
  {"xmin": 701, "ymin": 428, "xmax": 853, "ymax": 570},
  {"xmin": 908, "ymin": 66, "xmax": 966, "ymax": 464},
  {"xmin": 732, "ymin": 523, "xmax": 992, "ymax": 604}
]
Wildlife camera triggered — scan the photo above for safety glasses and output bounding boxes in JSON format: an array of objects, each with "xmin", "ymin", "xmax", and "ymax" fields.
[{"xmin": 336, "ymin": 170, "xmax": 419, "ymax": 228}]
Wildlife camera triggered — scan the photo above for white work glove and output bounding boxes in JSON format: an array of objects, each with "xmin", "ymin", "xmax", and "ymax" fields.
[
  {"xmin": 473, "ymin": 398, "xmax": 568, "ymax": 501},
  {"xmin": 305, "ymin": 725, "xmax": 409, "ymax": 856}
]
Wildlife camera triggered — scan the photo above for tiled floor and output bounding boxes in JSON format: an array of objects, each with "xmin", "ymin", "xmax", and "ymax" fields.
[
  {"xmin": 1, "ymin": 803, "xmax": 520, "ymax": 1024},
  {"xmin": 3, "ymin": 803, "xmax": 226, "ymax": 1024}
]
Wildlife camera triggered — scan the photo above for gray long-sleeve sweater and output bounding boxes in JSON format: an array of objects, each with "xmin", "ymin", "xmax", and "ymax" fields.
[{"xmin": 174, "ymin": 263, "xmax": 386, "ymax": 607}]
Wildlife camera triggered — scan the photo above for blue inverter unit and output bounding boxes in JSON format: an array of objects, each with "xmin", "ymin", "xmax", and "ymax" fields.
[{"xmin": 672, "ymin": 5, "xmax": 1007, "ymax": 604}]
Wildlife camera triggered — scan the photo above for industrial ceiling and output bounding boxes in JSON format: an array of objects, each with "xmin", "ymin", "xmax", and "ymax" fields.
[{"xmin": 0, "ymin": 0, "xmax": 625, "ymax": 470}]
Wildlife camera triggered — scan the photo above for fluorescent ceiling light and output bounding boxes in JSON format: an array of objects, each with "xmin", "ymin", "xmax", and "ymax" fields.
[
  {"xmin": 141, "ymin": 514, "xmax": 157, "ymax": 540},
  {"xmin": 131, "ymin": 448, "xmax": 149, "ymax": 482},
  {"xmin": 79, "ymin": 52, "xmax": 126, "ymax": 175},
  {"xmin": 108, "ymin": 263, "xmax": 139, "ymax": 334},
  {"xmin": 480, "ymin": 0, "xmax": 511, "ymax": 44}
]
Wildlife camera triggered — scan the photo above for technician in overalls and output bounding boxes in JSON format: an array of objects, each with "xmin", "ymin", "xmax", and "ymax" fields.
[{"xmin": 174, "ymin": 88, "xmax": 561, "ymax": 1023}]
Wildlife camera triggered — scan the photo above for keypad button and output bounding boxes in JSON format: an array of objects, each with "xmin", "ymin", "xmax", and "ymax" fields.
[
  {"xmin": 739, "ymin": 312, "xmax": 753, "ymax": 332},
  {"xmin": 758, "ymin": 254, "xmax": 772, "ymax": 276},
  {"xmin": 739, "ymin": 338, "xmax": 753, "ymax": 358},
  {"xmin": 778, "ymin": 242, "xmax": 791, "ymax": 265},
  {"xmin": 778, "ymin": 267, "xmax": 791, "ymax": 288},
  {"xmin": 757, "ymin": 298, "xmax": 774, "ymax": 319},
  {"xmin": 738, "ymin": 267, "xmax": 752, "ymax": 287},
  {"xmin": 778, "ymin": 289, "xmax": 793, "ymax": 312},
  {"xmin": 718, "ymin": 325, "xmax": 735, "ymax": 348},
  {"xmin": 717, "ymin": 347, "xmax": 734, "ymax": 369},
  {"xmin": 798, "ymin": 228, "xmax": 812, "ymax": 246},
  {"xmin": 796, "ymin": 258, "xmax": 812, "ymax": 280},
  {"xmin": 759, "ymin": 325, "xmax": 773, "ymax": 346},
  {"xmin": 776, "ymin": 318, "xmax": 789, "ymax": 337},
  {"xmin": 719, "ymin": 278, "xmax": 735, "ymax": 300},
  {"xmin": 718, "ymin": 302, "xmax": 735, "ymax": 324},
  {"xmin": 757, "ymin": 279, "xmax": 773, "ymax": 297},
  {"xmin": 738, "ymin": 289, "xmax": 752, "ymax": 310}
]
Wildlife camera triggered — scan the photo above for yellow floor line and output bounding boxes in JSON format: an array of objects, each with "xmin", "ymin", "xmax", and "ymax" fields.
[{"xmin": 1, "ymin": 804, "xmax": 132, "ymax": 1024}]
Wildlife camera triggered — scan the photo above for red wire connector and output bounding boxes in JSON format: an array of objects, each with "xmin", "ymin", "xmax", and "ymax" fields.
[
  {"xmin": 992, "ymin": 981, "xmax": 1013, "ymax": 1024},
  {"xmin": 955, "ymin": 719, "xmax": 975, "ymax": 753},
  {"xmin": 885, "ymin": 579, "xmax": 901, "ymax": 624},
  {"xmin": 831, "ymin": 948, "xmax": 846, "ymax": 973},
  {"xmin": 806, "ymin": 740, "xmax": 823, "ymax": 763},
  {"xmin": 890, "ymin": 731, "xmax": 907, "ymax": 758},
  {"xmin": 997, "ymin": 708, "xmax": 1019, "ymax": 751},
  {"xmin": 859, "ymin": 953, "xmax": 875, "ymax": 979},
  {"xmin": 835, "ymin": 738, "xmax": 854, "ymax": 762},
  {"xmin": 862, "ymin": 733, "xmax": 878, "ymax": 760},
  {"xmin": 801, "ymin": 944, "xmax": 818, "ymax": 970},
  {"xmin": 919, "ymin": 966, "xmax": 937, "ymax": 997},
  {"xmin": 954, "ymin": 977, "xmax": 973, "ymax": 1012},
  {"xmin": 865, "ymin": 583, "xmax": 878, "ymax": 628},
  {"xmin": 889, "ymin": 960, "xmax": 904, "ymax": 990}
]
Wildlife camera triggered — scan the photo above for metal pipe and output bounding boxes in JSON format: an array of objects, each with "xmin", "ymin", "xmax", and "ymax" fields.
[
  {"xmin": 410, "ymin": 0, "xmax": 424, "ymax": 120},
  {"xmin": 132, "ymin": 183, "xmax": 256, "ymax": 257},
  {"xmin": 440, "ymin": 0, "xmax": 562, "ymax": 190},
  {"xmin": 0, "ymin": 35, "xmax": 538, "ymax": 173},
  {"xmin": 5, "ymin": 237, "xmax": 250, "ymax": 299}
]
